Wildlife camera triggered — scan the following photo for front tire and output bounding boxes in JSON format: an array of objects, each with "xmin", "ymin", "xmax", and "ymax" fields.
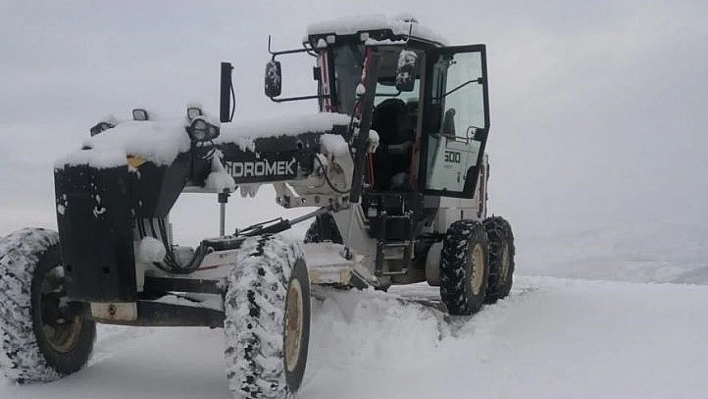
[
  {"xmin": 223, "ymin": 235, "xmax": 311, "ymax": 399},
  {"xmin": 439, "ymin": 220, "xmax": 489, "ymax": 315},
  {"xmin": 0, "ymin": 228, "xmax": 95, "ymax": 383}
]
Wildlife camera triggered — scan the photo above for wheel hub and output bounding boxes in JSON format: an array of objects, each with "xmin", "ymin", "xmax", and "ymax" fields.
[
  {"xmin": 40, "ymin": 267, "xmax": 82, "ymax": 354},
  {"xmin": 284, "ymin": 279, "xmax": 304, "ymax": 372},
  {"xmin": 470, "ymin": 243, "xmax": 485, "ymax": 295},
  {"xmin": 501, "ymin": 243, "xmax": 510, "ymax": 281}
]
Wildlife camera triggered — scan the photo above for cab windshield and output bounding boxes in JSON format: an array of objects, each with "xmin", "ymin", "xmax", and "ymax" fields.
[{"xmin": 330, "ymin": 44, "xmax": 422, "ymax": 115}]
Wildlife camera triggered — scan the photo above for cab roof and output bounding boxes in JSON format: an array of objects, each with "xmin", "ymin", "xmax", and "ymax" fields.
[{"xmin": 305, "ymin": 14, "xmax": 448, "ymax": 48}]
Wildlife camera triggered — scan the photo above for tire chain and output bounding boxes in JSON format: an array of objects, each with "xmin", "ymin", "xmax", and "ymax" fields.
[
  {"xmin": 0, "ymin": 228, "xmax": 61, "ymax": 383},
  {"xmin": 224, "ymin": 234, "xmax": 301, "ymax": 399},
  {"xmin": 483, "ymin": 216, "xmax": 515, "ymax": 302},
  {"xmin": 439, "ymin": 220, "xmax": 488, "ymax": 315}
]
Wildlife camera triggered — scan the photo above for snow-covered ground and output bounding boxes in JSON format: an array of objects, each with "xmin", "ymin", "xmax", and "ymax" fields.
[
  {"xmin": 1, "ymin": 276, "xmax": 706, "ymax": 398},
  {"xmin": 2, "ymin": 1, "xmax": 708, "ymax": 398}
]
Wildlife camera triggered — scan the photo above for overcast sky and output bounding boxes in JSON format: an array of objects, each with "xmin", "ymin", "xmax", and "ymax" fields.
[{"xmin": 1, "ymin": 1, "xmax": 706, "ymax": 248}]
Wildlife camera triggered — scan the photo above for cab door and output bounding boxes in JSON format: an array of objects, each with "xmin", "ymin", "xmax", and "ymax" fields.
[{"xmin": 419, "ymin": 45, "xmax": 490, "ymax": 199}]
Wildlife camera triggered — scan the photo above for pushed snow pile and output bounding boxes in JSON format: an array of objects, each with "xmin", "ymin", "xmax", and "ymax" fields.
[
  {"xmin": 217, "ymin": 112, "xmax": 351, "ymax": 152},
  {"xmin": 306, "ymin": 14, "xmax": 448, "ymax": 45},
  {"xmin": 309, "ymin": 288, "xmax": 450, "ymax": 370},
  {"xmin": 304, "ymin": 277, "xmax": 708, "ymax": 398}
]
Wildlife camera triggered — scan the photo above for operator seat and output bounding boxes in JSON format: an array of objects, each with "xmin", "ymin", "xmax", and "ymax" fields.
[{"xmin": 371, "ymin": 98, "xmax": 414, "ymax": 191}]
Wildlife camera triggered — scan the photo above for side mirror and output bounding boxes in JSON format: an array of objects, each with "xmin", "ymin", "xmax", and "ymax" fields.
[
  {"xmin": 395, "ymin": 50, "xmax": 417, "ymax": 92},
  {"xmin": 264, "ymin": 59, "xmax": 282, "ymax": 98}
]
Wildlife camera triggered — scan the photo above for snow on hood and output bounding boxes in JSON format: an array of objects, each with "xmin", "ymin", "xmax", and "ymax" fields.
[
  {"xmin": 55, "ymin": 119, "xmax": 192, "ymax": 169},
  {"xmin": 216, "ymin": 112, "xmax": 351, "ymax": 152},
  {"xmin": 55, "ymin": 112, "xmax": 351, "ymax": 169},
  {"xmin": 306, "ymin": 14, "xmax": 448, "ymax": 45},
  {"xmin": 319, "ymin": 133, "xmax": 350, "ymax": 157}
]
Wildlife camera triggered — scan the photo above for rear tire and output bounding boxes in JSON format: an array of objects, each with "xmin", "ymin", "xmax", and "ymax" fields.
[
  {"xmin": 303, "ymin": 213, "xmax": 342, "ymax": 244},
  {"xmin": 223, "ymin": 235, "xmax": 311, "ymax": 399},
  {"xmin": 0, "ymin": 228, "xmax": 95, "ymax": 383},
  {"xmin": 439, "ymin": 220, "xmax": 489, "ymax": 315},
  {"xmin": 483, "ymin": 216, "xmax": 515, "ymax": 303}
]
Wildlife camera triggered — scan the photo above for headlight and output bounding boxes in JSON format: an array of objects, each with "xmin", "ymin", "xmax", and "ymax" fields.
[{"xmin": 186, "ymin": 116, "xmax": 220, "ymax": 141}]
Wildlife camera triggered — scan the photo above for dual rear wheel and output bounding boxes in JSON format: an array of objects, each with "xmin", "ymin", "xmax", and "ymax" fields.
[{"xmin": 439, "ymin": 217, "xmax": 515, "ymax": 316}]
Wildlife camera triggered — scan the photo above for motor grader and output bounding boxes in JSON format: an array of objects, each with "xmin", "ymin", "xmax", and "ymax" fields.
[{"xmin": 0, "ymin": 15, "xmax": 514, "ymax": 399}]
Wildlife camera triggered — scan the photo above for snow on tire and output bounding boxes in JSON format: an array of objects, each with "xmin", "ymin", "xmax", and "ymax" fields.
[
  {"xmin": 224, "ymin": 235, "xmax": 311, "ymax": 399},
  {"xmin": 483, "ymin": 216, "xmax": 515, "ymax": 303},
  {"xmin": 0, "ymin": 228, "xmax": 95, "ymax": 383},
  {"xmin": 439, "ymin": 220, "xmax": 489, "ymax": 316}
]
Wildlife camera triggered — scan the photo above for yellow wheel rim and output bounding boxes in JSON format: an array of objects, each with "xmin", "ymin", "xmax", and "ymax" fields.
[
  {"xmin": 40, "ymin": 267, "xmax": 82, "ymax": 353},
  {"xmin": 470, "ymin": 243, "xmax": 485, "ymax": 295},
  {"xmin": 284, "ymin": 279, "xmax": 304, "ymax": 373}
]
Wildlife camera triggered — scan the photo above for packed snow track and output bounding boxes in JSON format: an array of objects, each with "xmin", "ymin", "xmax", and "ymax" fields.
[{"xmin": 1, "ymin": 276, "xmax": 706, "ymax": 398}]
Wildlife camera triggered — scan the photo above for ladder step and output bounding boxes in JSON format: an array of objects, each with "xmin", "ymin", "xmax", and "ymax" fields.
[
  {"xmin": 383, "ymin": 242, "xmax": 411, "ymax": 248},
  {"xmin": 376, "ymin": 269, "xmax": 408, "ymax": 277},
  {"xmin": 385, "ymin": 215, "xmax": 411, "ymax": 220}
]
